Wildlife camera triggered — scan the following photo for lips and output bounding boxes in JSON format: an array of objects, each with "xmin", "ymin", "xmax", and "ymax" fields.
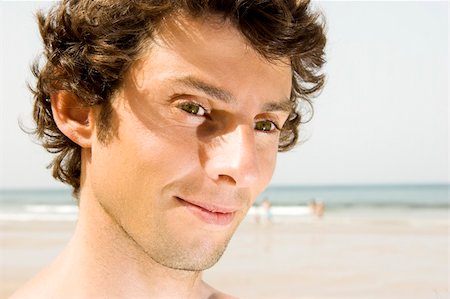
[{"xmin": 176, "ymin": 197, "xmax": 236, "ymax": 226}]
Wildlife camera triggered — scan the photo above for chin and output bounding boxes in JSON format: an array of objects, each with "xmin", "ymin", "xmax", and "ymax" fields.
[
  {"xmin": 151, "ymin": 235, "xmax": 232, "ymax": 272},
  {"xmin": 145, "ymin": 218, "xmax": 240, "ymax": 272}
]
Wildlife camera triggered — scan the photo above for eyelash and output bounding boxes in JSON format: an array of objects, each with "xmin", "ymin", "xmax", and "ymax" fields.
[
  {"xmin": 178, "ymin": 101, "xmax": 210, "ymax": 117},
  {"xmin": 254, "ymin": 120, "xmax": 281, "ymax": 134},
  {"xmin": 178, "ymin": 101, "xmax": 281, "ymax": 133}
]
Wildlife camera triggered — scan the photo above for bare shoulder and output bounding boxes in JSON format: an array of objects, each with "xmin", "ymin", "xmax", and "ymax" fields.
[
  {"xmin": 8, "ymin": 265, "xmax": 60, "ymax": 299},
  {"xmin": 9, "ymin": 280, "xmax": 46, "ymax": 299}
]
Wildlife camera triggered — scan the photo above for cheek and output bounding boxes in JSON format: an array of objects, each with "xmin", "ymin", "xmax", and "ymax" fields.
[
  {"xmin": 255, "ymin": 143, "xmax": 279, "ymax": 190},
  {"xmin": 263, "ymin": 153, "xmax": 277, "ymax": 181},
  {"xmin": 115, "ymin": 114, "xmax": 204, "ymax": 200},
  {"xmin": 88, "ymin": 118, "xmax": 203, "ymax": 231},
  {"xmin": 88, "ymin": 140, "xmax": 140, "ymax": 203},
  {"xmin": 89, "ymin": 108, "xmax": 199, "ymax": 197}
]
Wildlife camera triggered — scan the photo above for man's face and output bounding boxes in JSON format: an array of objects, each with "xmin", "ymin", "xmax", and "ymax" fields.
[{"xmin": 87, "ymin": 14, "xmax": 292, "ymax": 271}]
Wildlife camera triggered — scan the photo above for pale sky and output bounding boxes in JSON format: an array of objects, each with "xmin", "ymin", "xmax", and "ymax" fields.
[{"xmin": 0, "ymin": 1, "xmax": 448, "ymax": 189}]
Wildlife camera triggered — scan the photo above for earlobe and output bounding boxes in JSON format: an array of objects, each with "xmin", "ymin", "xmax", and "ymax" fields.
[{"xmin": 50, "ymin": 91, "xmax": 94, "ymax": 148}]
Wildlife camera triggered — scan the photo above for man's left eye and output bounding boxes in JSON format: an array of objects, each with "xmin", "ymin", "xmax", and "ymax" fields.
[
  {"xmin": 254, "ymin": 120, "xmax": 279, "ymax": 132},
  {"xmin": 179, "ymin": 102, "xmax": 207, "ymax": 116}
]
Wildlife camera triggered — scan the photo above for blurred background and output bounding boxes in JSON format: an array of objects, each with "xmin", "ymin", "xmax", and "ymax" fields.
[{"xmin": 0, "ymin": 1, "xmax": 448, "ymax": 299}]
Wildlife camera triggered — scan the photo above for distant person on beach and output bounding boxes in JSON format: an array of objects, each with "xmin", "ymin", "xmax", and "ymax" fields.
[
  {"xmin": 315, "ymin": 201, "xmax": 325, "ymax": 218},
  {"xmin": 261, "ymin": 197, "xmax": 273, "ymax": 223},
  {"xmin": 12, "ymin": 1, "xmax": 326, "ymax": 298},
  {"xmin": 308, "ymin": 198, "xmax": 318, "ymax": 214},
  {"xmin": 309, "ymin": 198, "xmax": 325, "ymax": 218}
]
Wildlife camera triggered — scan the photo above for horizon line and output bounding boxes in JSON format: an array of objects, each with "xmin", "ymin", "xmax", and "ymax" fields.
[{"xmin": 0, "ymin": 182, "xmax": 449, "ymax": 192}]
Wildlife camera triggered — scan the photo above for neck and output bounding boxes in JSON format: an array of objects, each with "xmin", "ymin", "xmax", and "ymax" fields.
[{"xmin": 52, "ymin": 186, "xmax": 207, "ymax": 299}]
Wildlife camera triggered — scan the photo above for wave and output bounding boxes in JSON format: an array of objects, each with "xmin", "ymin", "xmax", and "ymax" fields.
[
  {"xmin": 0, "ymin": 213, "xmax": 78, "ymax": 222},
  {"xmin": 1, "ymin": 204, "xmax": 78, "ymax": 222},
  {"xmin": 23, "ymin": 204, "xmax": 78, "ymax": 214}
]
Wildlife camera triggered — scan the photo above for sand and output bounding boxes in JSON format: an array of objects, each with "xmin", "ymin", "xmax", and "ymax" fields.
[{"xmin": 0, "ymin": 211, "xmax": 448, "ymax": 299}]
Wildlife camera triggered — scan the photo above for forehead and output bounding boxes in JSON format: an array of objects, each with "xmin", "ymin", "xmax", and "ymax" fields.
[{"xmin": 129, "ymin": 13, "xmax": 292, "ymax": 104}]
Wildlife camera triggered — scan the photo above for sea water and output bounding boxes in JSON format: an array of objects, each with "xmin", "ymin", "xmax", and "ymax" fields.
[
  {"xmin": 0, "ymin": 189, "xmax": 77, "ymax": 222},
  {"xmin": 256, "ymin": 184, "xmax": 449, "ymax": 208},
  {"xmin": 0, "ymin": 185, "xmax": 448, "ymax": 222}
]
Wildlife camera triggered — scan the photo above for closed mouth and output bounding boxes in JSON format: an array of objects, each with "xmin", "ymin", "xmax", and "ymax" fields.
[
  {"xmin": 176, "ymin": 196, "xmax": 237, "ymax": 214},
  {"xmin": 176, "ymin": 196, "xmax": 237, "ymax": 226}
]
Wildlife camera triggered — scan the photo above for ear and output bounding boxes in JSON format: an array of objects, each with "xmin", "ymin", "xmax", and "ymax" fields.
[{"xmin": 50, "ymin": 91, "xmax": 94, "ymax": 148}]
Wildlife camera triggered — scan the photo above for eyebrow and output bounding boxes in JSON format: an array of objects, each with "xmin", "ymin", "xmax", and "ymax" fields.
[
  {"xmin": 171, "ymin": 76, "xmax": 292, "ymax": 113},
  {"xmin": 173, "ymin": 76, "xmax": 235, "ymax": 104},
  {"xmin": 261, "ymin": 100, "xmax": 292, "ymax": 113}
]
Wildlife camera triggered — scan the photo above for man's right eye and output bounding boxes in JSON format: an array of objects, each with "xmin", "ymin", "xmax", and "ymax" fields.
[{"xmin": 179, "ymin": 102, "xmax": 207, "ymax": 116}]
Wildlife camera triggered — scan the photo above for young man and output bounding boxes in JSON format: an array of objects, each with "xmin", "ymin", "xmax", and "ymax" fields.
[{"xmin": 13, "ymin": 1, "xmax": 326, "ymax": 298}]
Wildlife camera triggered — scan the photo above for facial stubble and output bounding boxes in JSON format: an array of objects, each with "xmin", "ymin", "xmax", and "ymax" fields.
[
  {"xmin": 147, "ymin": 213, "xmax": 241, "ymax": 272},
  {"xmin": 99, "ymin": 200, "xmax": 241, "ymax": 272}
]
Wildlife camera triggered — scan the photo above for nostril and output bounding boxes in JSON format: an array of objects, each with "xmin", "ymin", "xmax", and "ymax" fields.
[{"xmin": 217, "ymin": 174, "xmax": 236, "ymax": 185}]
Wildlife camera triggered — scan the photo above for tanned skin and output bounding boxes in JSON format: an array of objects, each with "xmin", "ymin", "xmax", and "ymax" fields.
[{"xmin": 11, "ymin": 14, "xmax": 292, "ymax": 299}]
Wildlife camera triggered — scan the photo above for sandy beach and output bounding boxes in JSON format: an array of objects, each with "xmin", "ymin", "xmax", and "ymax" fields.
[{"xmin": 1, "ymin": 209, "xmax": 448, "ymax": 299}]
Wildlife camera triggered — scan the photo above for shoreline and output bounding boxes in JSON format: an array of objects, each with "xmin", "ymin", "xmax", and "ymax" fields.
[{"xmin": 1, "ymin": 210, "xmax": 448, "ymax": 299}]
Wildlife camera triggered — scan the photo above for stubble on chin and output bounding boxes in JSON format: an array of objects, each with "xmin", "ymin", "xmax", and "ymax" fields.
[
  {"xmin": 98, "ymin": 189, "xmax": 251, "ymax": 272},
  {"xmin": 147, "ymin": 217, "xmax": 242, "ymax": 272}
]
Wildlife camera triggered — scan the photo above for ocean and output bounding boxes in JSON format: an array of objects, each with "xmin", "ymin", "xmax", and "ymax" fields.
[
  {"xmin": 256, "ymin": 184, "xmax": 449, "ymax": 208},
  {"xmin": 0, "ymin": 184, "xmax": 448, "ymax": 222},
  {"xmin": 1, "ymin": 185, "xmax": 449, "ymax": 299}
]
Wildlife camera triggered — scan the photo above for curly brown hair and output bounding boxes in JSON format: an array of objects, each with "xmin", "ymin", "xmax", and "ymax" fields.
[{"xmin": 30, "ymin": 0, "xmax": 326, "ymax": 195}]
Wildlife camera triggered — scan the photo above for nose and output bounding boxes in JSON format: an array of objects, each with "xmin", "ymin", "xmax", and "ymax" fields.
[{"xmin": 202, "ymin": 125, "xmax": 259, "ymax": 188}]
